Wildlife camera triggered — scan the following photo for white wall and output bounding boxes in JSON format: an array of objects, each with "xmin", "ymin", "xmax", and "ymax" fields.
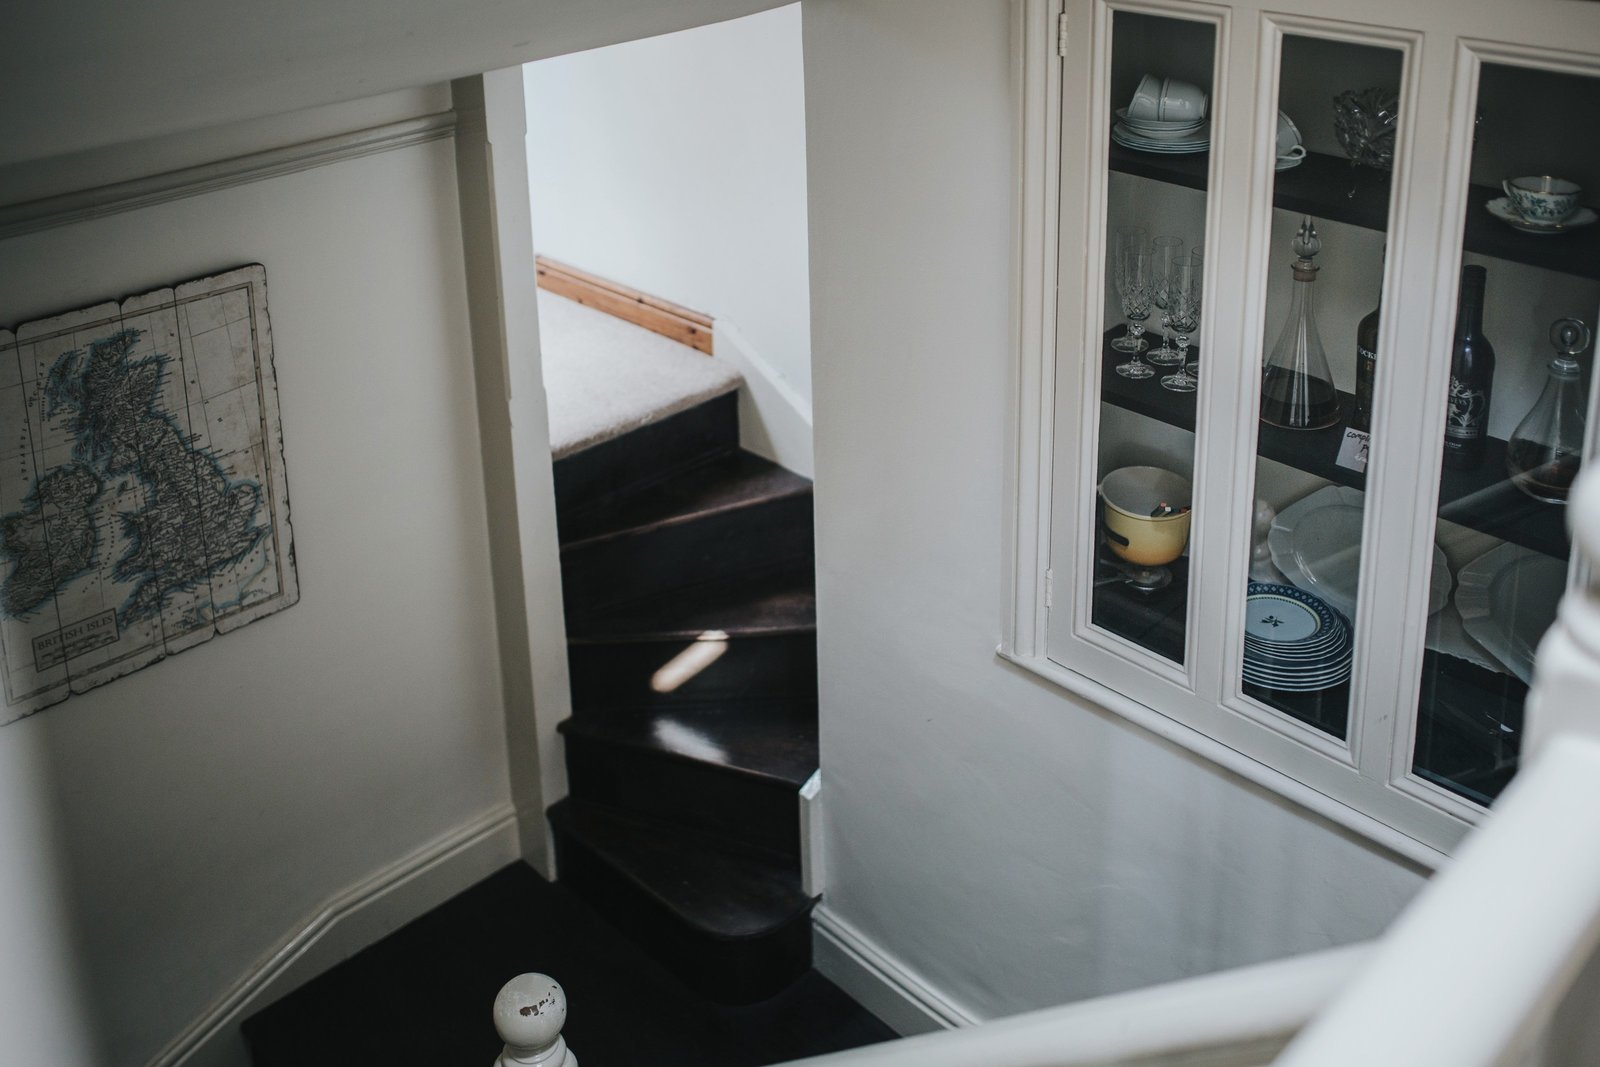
[
  {"xmin": 803, "ymin": 0, "xmax": 1427, "ymax": 1024},
  {"xmin": 0, "ymin": 92, "xmax": 516, "ymax": 1066},
  {"xmin": 0, "ymin": 0, "xmax": 791, "ymax": 168},
  {"xmin": 523, "ymin": 4, "xmax": 814, "ymax": 404}
]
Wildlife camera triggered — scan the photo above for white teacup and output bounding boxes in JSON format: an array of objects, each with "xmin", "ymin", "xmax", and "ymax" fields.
[
  {"xmin": 1127, "ymin": 74, "xmax": 1163, "ymax": 121},
  {"xmin": 1276, "ymin": 110, "xmax": 1307, "ymax": 162},
  {"xmin": 1502, "ymin": 175, "xmax": 1581, "ymax": 225},
  {"xmin": 1158, "ymin": 77, "xmax": 1208, "ymax": 122}
]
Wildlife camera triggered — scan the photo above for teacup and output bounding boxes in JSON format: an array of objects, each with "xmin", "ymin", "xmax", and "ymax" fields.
[
  {"xmin": 1127, "ymin": 74, "xmax": 1163, "ymax": 121},
  {"xmin": 1502, "ymin": 175, "xmax": 1581, "ymax": 225},
  {"xmin": 1158, "ymin": 77, "xmax": 1208, "ymax": 122},
  {"xmin": 1276, "ymin": 110, "xmax": 1307, "ymax": 162}
]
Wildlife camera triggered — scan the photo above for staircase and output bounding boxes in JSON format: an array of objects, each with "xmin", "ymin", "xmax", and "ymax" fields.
[
  {"xmin": 548, "ymin": 389, "xmax": 821, "ymax": 1004},
  {"xmin": 241, "ymin": 393, "xmax": 876, "ymax": 1065}
]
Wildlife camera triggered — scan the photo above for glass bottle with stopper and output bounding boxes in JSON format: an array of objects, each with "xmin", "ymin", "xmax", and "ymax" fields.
[
  {"xmin": 1506, "ymin": 317, "xmax": 1591, "ymax": 503},
  {"xmin": 1261, "ymin": 217, "xmax": 1342, "ymax": 430}
]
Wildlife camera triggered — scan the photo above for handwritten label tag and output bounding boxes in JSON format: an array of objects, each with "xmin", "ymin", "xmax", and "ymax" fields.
[{"xmin": 1335, "ymin": 428, "xmax": 1371, "ymax": 475}]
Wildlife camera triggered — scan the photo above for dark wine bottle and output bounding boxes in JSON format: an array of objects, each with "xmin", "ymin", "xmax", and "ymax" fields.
[
  {"xmin": 1442, "ymin": 265, "xmax": 1494, "ymax": 470},
  {"xmin": 1351, "ymin": 299, "xmax": 1381, "ymax": 433}
]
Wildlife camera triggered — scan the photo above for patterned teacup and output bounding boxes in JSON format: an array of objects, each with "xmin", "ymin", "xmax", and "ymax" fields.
[
  {"xmin": 1276, "ymin": 110, "xmax": 1307, "ymax": 161},
  {"xmin": 1502, "ymin": 176, "xmax": 1581, "ymax": 225}
]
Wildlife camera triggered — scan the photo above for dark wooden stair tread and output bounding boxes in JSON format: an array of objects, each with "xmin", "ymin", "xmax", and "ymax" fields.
[
  {"xmin": 559, "ymin": 451, "xmax": 812, "ymax": 549},
  {"xmin": 566, "ymin": 568, "xmax": 815, "ymax": 643},
  {"xmin": 560, "ymin": 700, "xmax": 818, "ymax": 788},
  {"xmin": 553, "ymin": 392, "xmax": 739, "ymax": 515},
  {"xmin": 548, "ymin": 799, "xmax": 813, "ymax": 940}
]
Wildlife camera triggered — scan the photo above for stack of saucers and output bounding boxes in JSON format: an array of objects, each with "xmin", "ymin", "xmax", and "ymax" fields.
[
  {"xmin": 1112, "ymin": 107, "xmax": 1209, "ymax": 155},
  {"xmin": 1242, "ymin": 582, "xmax": 1353, "ymax": 692}
]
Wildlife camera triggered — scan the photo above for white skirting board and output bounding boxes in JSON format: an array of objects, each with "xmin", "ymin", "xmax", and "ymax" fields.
[
  {"xmin": 148, "ymin": 803, "xmax": 522, "ymax": 1067},
  {"xmin": 712, "ymin": 319, "xmax": 813, "ymax": 479},
  {"xmin": 812, "ymin": 905, "xmax": 982, "ymax": 1038}
]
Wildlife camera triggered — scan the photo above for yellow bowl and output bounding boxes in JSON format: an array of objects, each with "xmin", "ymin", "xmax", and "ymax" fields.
[{"xmin": 1101, "ymin": 466, "xmax": 1192, "ymax": 566}]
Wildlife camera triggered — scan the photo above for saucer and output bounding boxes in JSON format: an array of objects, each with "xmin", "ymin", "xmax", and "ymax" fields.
[
  {"xmin": 1112, "ymin": 125, "xmax": 1210, "ymax": 154},
  {"xmin": 1486, "ymin": 196, "xmax": 1597, "ymax": 235},
  {"xmin": 1275, "ymin": 155, "xmax": 1304, "ymax": 172}
]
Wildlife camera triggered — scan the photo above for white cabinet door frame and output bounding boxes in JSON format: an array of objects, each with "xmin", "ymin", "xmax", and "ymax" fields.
[{"xmin": 1001, "ymin": 0, "xmax": 1600, "ymax": 866}]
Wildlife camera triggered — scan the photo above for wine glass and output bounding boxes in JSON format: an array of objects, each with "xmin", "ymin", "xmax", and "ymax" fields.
[
  {"xmin": 1149, "ymin": 236, "xmax": 1187, "ymax": 364},
  {"xmin": 1116, "ymin": 251, "xmax": 1155, "ymax": 380},
  {"xmin": 1110, "ymin": 227, "xmax": 1150, "ymax": 353},
  {"xmin": 1160, "ymin": 255, "xmax": 1201, "ymax": 393}
]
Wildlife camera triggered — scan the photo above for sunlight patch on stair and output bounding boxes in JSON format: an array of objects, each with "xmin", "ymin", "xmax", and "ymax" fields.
[
  {"xmin": 650, "ymin": 631, "xmax": 730, "ymax": 693},
  {"xmin": 652, "ymin": 718, "xmax": 731, "ymax": 764}
]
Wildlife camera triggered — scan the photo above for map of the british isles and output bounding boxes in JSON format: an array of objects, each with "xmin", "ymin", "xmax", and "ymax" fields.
[{"xmin": 0, "ymin": 265, "xmax": 297, "ymax": 723}]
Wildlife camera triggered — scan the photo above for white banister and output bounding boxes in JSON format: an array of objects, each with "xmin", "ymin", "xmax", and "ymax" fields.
[
  {"xmin": 773, "ymin": 944, "xmax": 1369, "ymax": 1067},
  {"xmin": 1275, "ymin": 467, "xmax": 1600, "ymax": 1067},
  {"xmin": 1523, "ymin": 466, "xmax": 1600, "ymax": 761},
  {"xmin": 1273, "ymin": 735, "xmax": 1600, "ymax": 1067},
  {"xmin": 492, "ymin": 973, "xmax": 577, "ymax": 1067}
]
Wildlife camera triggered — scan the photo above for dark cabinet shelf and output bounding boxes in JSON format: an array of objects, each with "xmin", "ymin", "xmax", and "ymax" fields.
[
  {"xmin": 1092, "ymin": 556, "xmax": 1187, "ymax": 665},
  {"xmin": 1109, "ymin": 143, "xmax": 1600, "ymax": 281},
  {"xmin": 1099, "ymin": 332, "xmax": 1572, "ymax": 560}
]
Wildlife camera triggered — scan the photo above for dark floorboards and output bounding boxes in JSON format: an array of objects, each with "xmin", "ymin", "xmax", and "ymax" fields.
[{"xmin": 244, "ymin": 864, "xmax": 897, "ymax": 1067}]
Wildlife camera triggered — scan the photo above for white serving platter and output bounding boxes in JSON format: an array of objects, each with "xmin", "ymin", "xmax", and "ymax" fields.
[
  {"xmin": 1268, "ymin": 485, "xmax": 1450, "ymax": 621},
  {"xmin": 1454, "ymin": 542, "xmax": 1566, "ymax": 685}
]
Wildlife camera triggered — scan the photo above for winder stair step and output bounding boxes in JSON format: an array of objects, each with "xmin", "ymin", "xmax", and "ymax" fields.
[
  {"xmin": 561, "ymin": 699, "xmax": 817, "ymax": 856},
  {"xmin": 548, "ymin": 798, "xmax": 816, "ymax": 1004}
]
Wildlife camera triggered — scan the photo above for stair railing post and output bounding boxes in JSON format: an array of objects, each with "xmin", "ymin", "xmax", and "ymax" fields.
[
  {"xmin": 1524, "ymin": 466, "xmax": 1600, "ymax": 760},
  {"xmin": 493, "ymin": 973, "xmax": 577, "ymax": 1067}
]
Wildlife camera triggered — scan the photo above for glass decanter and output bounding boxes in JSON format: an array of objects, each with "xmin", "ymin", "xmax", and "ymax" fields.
[
  {"xmin": 1261, "ymin": 217, "xmax": 1341, "ymax": 430},
  {"xmin": 1507, "ymin": 317, "xmax": 1591, "ymax": 503}
]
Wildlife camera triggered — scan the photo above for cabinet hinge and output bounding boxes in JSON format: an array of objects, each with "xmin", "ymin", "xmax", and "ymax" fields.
[
  {"xmin": 1045, "ymin": 567, "xmax": 1054, "ymax": 609},
  {"xmin": 1057, "ymin": 11, "xmax": 1069, "ymax": 57}
]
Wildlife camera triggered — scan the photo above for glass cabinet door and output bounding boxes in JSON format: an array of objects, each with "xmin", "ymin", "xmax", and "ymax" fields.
[
  {"xmin": 1410, "ymin": 60, "xmax": 1600, "ymax": 806},
  {"xmin": 1237, "ymin": 35, "xmax": 1406, "ymax": 742},
  {"xmin": 1089, "ymin": 10, "xmax": 1216, "ymax": 665},
  {"xmin": 1039, "ymin": 0, "xmax": 1600, "ymax": 855}
]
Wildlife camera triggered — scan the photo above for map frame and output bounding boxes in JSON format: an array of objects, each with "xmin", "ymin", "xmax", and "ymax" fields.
[{"xmin": 0, "ymin": 264, "xmax": 297, "ymax": 723}]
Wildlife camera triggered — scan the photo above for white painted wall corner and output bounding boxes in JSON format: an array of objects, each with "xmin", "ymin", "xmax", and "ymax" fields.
[
  {"xmin": 150, "ymin": 804, "xmax": 520, "ymax": 1067},
  {"xmin": 812, "ymin": 905, "xmax": 981, "ymax": 1038},
  {"xmin": 714, "ymin": 318, "xmax": 814, "ymax": 479}
]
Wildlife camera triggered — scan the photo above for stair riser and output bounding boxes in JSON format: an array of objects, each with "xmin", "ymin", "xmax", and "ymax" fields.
[
  {"xmin": 551, "ymin": 825, "xmax": 813, "ymax": 1004},
  {"xmin": 561, "ymin": 492, "xmax": 814, "ymax": 622},
  {"xmin": 553, "ymin": 391, "xmax": 738, "ymax": 516},
  {"xmin": 563, "ymin": 734, "xmax": 802, "ymax": 858},
  {"xmin": 567, "ymin": 633, "xmax": 818, "ymax": 711}
]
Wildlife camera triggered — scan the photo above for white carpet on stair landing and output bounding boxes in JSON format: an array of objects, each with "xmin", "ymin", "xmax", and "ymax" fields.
[{"xmin": 538, "ymin": 288, "xmax": 742, "ymax": 460}]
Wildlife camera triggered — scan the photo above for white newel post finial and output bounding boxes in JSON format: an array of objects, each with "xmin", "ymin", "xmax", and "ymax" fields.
[
  {"xmin": 493, "ymin": 974, "xmax": 577, "ymax": 1067},
  {"xmin": 1524, "ymin": 466, "xmax": 1600, "ymax": 760}
]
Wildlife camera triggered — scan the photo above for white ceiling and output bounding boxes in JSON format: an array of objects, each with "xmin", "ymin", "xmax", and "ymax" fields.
[{"xmin": 0, "ymin": 0, "xmax": 786, "ymax": 169}]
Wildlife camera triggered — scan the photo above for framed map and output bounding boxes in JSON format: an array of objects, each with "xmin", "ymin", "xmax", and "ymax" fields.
[{"xmin": 0, "ymin": 265, "xmax": 297, "ymax": 723}]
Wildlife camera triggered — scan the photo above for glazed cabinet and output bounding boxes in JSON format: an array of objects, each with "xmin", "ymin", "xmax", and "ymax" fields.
[{"xmin": 1007, "ymin": 0, "xmax": 1600, "ymax": 858}]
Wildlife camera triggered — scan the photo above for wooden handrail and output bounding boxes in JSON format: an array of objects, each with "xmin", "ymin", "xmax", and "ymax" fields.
[{"xmin": 535, "ymin": 255, "xmax": 714, "ymax": 355}]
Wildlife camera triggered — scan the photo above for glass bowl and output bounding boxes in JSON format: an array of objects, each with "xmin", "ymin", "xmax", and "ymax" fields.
[{"xmin": 1332, "ymin": 87, "xmax": 1400, "ymax": 170}]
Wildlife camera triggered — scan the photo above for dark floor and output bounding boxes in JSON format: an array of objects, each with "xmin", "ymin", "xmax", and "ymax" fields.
[{"xmin": 244, "ymin": 863, "xmax": 898, "ymax": 1067}]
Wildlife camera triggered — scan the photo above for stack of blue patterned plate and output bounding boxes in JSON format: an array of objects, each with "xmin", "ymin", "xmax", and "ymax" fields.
[{"xmin": 1242, "ymin": 582, "xmax": 1353, "ymax": 692}]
